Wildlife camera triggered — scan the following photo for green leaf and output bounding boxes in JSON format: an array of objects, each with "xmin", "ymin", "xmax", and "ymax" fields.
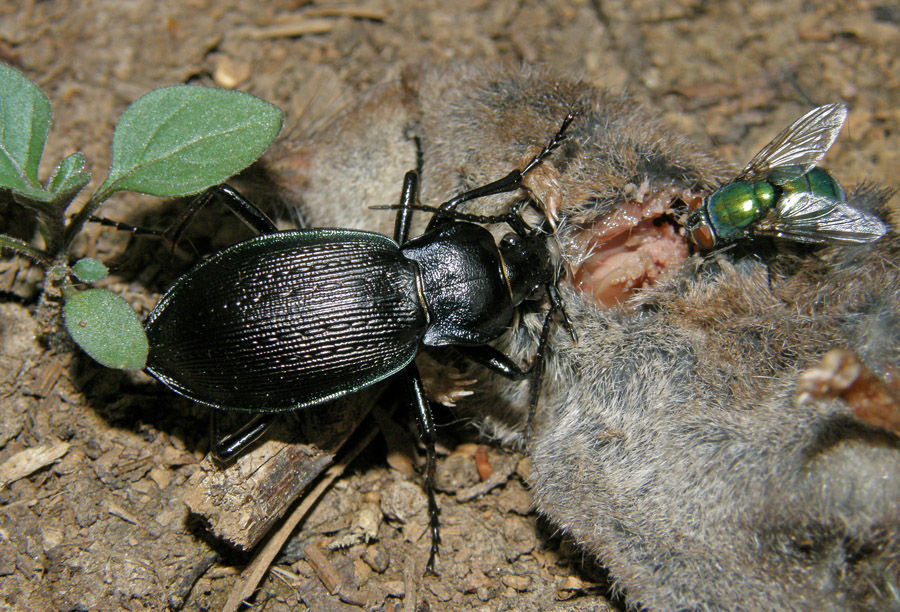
[
  {"xmin": 47, "ymin": 152, "xmax": 90, "ymax": 199},
  {"xmin": 0, "ymin": 63, "xmax": 51, "ymax": 193},
  {"xmin": 11, "ymin": 182, "xmax": 55, "ymax": 204},
  {"xmin": 72, "ymin": 257, "xmax": 108, "ymax": 283},
  {"xmin": 64, "ymin": 288, "xmax": 148, "ymax": 370},
  {"xmin": 48, "ymin": 264, "xmax": 68, "ymax": 280},
  {"xmin": 95, "ymin": 86, "xmax": 283, "ymax": 200},
  {"xmin": 0, "ymin": 233, "xmax": 50, "ymax": 265}
]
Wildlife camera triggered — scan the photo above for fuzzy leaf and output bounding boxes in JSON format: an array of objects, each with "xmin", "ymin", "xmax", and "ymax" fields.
[
  {"xmin": 0, "ymin": 63, "xmax": 51, "ymax": 193},
  {"xmin": 72, "ymin": 257, "xmax": 108, "ymax": 283},
  {"xmin": 95, "ymin": 86, "xmax": 283, "ymax": 200},
  {"xmin": 11, "ymin": 181, "xmax": 54, "ymax": 204},
  {"xmin": 47, "ymin": 152, "xmax": 91, "ymax": 199},
  {"xmin": 64, "ymin": 288, "xmax": 148, "ymax": 370}
]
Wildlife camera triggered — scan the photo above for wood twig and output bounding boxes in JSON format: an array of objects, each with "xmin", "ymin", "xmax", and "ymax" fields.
[{"xmin": 221, "ymin": 410, "xmax": 387, "ymax": 612}]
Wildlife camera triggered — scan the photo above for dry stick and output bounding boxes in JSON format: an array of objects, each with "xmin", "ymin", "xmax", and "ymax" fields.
[
  {"xmin": 221, "ymin": 413, "xmax": 386, "ymax": 612},
  {"xmin": 169, "ymin": 553, "xmax": 219, "ymax": 610}
]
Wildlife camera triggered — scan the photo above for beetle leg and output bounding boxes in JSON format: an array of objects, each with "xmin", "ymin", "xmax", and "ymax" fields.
[
  {"xmin": 166, "ymin": 184, "xmax": 279, "ymax": 246},
  {"xmin": 519, "ymin": 280, "xmax": 579, "ymax": 438},
  {"xmin": 210, "ymin": 409, "xmax": 279, "ymax": 463},
  {"xmin": 523, "ymin": 302, "xmax": 561, "ymax": 441},
  {"xmin": 394, "ymin": 171, "xmax": 419, "ymax": 245},
  {"xmin": 88, "ymin": 184, "xmax": 279, "ymax": 256},
  {"xmin": 87, "ymin": 215, "xmax": 169, "ymax": 238},
  {"xmin": 451, "ymin": 345, "xmax": 531, "ymax": 380},
  {"xmin": 378, "ymin": 198, "xmax": 535, "ymax": 236},
  {"xmin": 547, "ymin": 281, "xmax": 577, "ymax": 343},
  {"xmin": 452, "ymin": 291, "xmax": 566, "ymax": 442},
  {"xmin": 403, "ymin": 365, "xmax": 441, "ymax": 575},
  {"xmin": 452, "ymin": 340, "xmax": 542, "ymax": 442},
  {"xmin": 442, "ymin": 199, "xmax": 537, "ymax": 237}
]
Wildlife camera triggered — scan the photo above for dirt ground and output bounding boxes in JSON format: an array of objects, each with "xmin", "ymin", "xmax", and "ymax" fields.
[{"xmin": 0, "ymin": 1, "xmax": 898, "ymax": 611}]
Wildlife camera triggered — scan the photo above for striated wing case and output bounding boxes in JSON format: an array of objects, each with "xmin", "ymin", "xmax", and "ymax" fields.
[{"xmin": 145, "ymin": 229, "xmax": 427, "ymax": 411}]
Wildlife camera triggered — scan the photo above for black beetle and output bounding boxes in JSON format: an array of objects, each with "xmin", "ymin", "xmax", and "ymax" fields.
[{"xmin": 143, "ymin": 113, "xmax": 575, "ymax": 572}]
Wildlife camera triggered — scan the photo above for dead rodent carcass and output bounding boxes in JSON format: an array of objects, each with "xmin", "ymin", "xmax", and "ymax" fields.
[{"xmin": 267, "ymin": 63, "xmax": 900, "ymax": 611}]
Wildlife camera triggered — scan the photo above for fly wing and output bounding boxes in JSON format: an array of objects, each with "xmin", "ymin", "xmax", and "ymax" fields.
[
  {"xmin": 754, "ymin": 191, "xmax": 888, "ymax": 245},
  {"xmin": 736, "ymin": 103, "xmax": 848, "ymax": 182}
]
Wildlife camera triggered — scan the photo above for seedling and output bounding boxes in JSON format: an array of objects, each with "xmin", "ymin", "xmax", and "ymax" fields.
[{"xmin": 0, "ymin": 63, "xmax": 283, "ymax": 370}]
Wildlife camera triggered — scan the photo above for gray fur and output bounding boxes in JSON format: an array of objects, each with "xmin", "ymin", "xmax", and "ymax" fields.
[{"xmin": 266, "ymin": 63, "xmax": 900, "ymax": 611}]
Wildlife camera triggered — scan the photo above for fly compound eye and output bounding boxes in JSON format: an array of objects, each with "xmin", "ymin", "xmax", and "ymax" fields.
[
  {"xmin": 684, "ymin": 207, "xmax": 716, "ymax": 250},
  {"xmin": 690, "ymin": 223, "xmax": 716, "ymax": 250}
]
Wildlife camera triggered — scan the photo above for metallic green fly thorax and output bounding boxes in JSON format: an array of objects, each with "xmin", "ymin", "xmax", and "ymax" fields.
[{"xmin": 704, "ymin": 180, "xmax": 776, "ymax": 242}]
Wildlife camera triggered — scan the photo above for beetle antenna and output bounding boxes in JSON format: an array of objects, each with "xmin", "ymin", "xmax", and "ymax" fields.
[
  {"xmin": 520, "ymin": 111, "xmax": 576, "ymax": 176},
  {"xmin": 373, "ymin": 199, "xmax": 535, "ymax": 234},
  {"xmin": 426, "ymin": 111, "xmax": 578, "ymax": 228}
]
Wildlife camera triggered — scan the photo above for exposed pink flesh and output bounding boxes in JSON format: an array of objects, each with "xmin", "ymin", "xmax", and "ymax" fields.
[
  {"xmin": 572, "ymin": 187, "xmax": 696, "ymax": 309},
  {"xmin": 589, "ymin": 192, "xmax": 670, "ymax": 240}
]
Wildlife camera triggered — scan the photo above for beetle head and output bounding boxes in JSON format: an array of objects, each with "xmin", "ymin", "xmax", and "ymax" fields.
[{"xmin": 499, "ymin": 230, "xmax": 555, "ymax": 306}]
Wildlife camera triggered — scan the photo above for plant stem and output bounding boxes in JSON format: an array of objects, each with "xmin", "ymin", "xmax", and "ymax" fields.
[
  {"xmin": 0, "ymin": 234, "xmax": 52, "ymax": 266},
  {"xmin": 63, "ymin": 192, "xmax": 104, "ymax": 249}
]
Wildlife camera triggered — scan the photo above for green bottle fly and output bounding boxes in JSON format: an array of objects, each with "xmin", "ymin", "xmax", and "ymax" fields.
[{"xmin": 687, "ymin": 104, "xmax": 885, "ymax": 249}]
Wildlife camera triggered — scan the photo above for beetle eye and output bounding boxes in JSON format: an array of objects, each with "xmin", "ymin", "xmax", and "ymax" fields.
[{"xmin": 500, "ymin": 233, "xmax": 520, "ymax": 248}]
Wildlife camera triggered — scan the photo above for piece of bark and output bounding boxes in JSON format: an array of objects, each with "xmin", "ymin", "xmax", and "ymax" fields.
[
  {"xmin": 183, "ymin": 392, "xmax": 378, "ymax": 549},
  {"xmin": 0, "ymin": 440, "xmax": 70, "ymax": 489}
]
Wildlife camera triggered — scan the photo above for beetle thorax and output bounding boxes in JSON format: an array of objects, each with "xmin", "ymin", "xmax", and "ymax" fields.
[{"xmin": 401, "ymin": 222, "xmax": 517, "ymax": 347}]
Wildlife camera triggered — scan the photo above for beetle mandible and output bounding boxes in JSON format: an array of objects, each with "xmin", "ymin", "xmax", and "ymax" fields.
[{"xmin": 142, "ymin": 113, "xmax": 576, "ymax": 572}]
